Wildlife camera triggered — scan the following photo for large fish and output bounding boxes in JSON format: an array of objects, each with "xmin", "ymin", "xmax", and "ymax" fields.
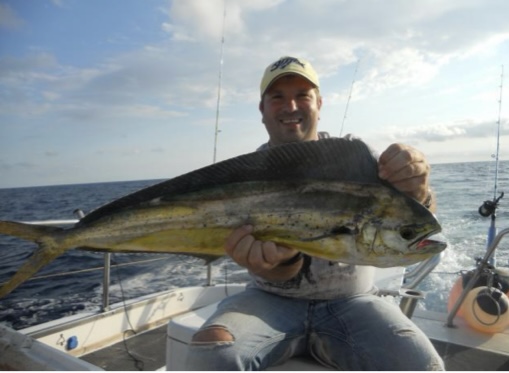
[{"xmin": 0, "ymin": 138, "xmax": 446, "ymax": 298}]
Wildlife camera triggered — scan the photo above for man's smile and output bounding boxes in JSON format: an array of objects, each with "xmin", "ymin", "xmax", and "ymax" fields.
[{"xmin": 280, "ymin": 118, "xmax": 302, "ymax": 127}]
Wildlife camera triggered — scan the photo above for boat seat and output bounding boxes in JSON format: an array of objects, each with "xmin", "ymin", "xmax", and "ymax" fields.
[{"xmin": 166, "ymin": 267, "xmax": 407, "ymax": 370}]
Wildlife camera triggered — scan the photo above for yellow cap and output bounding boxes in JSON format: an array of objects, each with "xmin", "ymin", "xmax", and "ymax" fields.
[{"xmin": 260, "ymin": 56, "xmax": 320, "ymax": 97}]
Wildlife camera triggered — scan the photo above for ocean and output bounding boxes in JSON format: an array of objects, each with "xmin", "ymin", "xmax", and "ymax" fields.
[{"xmin": 0, "ymin": 160, "xmax": 508, "ymax": 330}]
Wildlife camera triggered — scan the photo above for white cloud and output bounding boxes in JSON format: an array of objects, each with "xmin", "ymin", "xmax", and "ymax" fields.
[
  {"xmin": 379, "ymin": 118, "xmax": 509, "ymax": 144},
  {"xmin": 51, "ymin": 0, "xmax": 65, "ymax": 7},
  {"xmin": 2, "ymin": 0, "xmax": 509, "ymax": 187}
]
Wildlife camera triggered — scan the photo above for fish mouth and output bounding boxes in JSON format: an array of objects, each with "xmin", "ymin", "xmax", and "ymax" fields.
[{"xmin": 409, "ymin": 229, "xmax": 447, "ymax": 252}]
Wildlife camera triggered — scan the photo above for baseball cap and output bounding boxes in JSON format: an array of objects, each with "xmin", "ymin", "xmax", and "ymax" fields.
[{"xmin": 260, "ymin": 56, "xmax": 320, "ymax": 97}]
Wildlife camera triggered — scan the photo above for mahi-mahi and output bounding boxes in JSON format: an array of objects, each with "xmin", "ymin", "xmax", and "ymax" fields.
[{"xmin": 0, "ymin": 138, "xmax": 446, "ymax": 298}]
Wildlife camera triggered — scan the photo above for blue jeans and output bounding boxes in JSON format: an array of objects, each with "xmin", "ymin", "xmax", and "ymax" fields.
[{"xmin": 185, "ymin": 288, "xmax": 444, "ymax": 370}]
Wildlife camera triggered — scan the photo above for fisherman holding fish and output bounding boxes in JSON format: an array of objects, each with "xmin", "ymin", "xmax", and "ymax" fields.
[
  {"xmin": 186, "ymin": 56, "xmax": 444, "ymax": 370},
  {"xmin": 0, "ymin": 55, "xmax": 444, "ymax": 370}
]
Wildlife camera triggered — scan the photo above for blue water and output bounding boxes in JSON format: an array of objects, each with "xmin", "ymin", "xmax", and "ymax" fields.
[{"xmin": 0, "ymin": 161, "xmax": 508, "ymax": 329}]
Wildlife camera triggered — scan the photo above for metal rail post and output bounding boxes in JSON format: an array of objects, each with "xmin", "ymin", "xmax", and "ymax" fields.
[{"xmin": 74, "ymin": 209, "xmax": 111, "ymax": 311}]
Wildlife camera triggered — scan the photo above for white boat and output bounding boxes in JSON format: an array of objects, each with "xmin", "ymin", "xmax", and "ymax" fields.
[{"xmin": 0, "ymin": 216, "xmax": 508, "ymax": 371}]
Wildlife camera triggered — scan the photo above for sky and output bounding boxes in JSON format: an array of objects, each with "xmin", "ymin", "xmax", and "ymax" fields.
[{"xmin": 0, "ymin": 0, "xmax": 508, "ymax": 188}]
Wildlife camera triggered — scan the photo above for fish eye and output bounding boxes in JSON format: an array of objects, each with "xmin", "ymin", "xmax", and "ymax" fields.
[{"xmin": 399, "ymin": 226, "xmax": 418, "ymax": 241}]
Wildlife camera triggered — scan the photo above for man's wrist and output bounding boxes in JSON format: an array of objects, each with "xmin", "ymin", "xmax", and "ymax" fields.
[
  {"xmin": 422, "ymin": 188, "xmax": 433, "ymax": 209},
  {"xmin": 279, "ymin": 252, "xmax": 303, "ymax": 266}
]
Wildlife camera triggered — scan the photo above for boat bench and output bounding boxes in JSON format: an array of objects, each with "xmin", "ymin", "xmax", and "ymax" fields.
[{"xmin": 166, "ymin": 267, "xmax": 408, "ymax": 370}]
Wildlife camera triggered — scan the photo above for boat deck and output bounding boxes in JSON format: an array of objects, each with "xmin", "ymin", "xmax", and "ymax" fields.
[
  {"xmin": 81, "ymin": 324, "xmax": 167, "ymax": 371},
  {"xmin": 79, "ymin": 308, "xmax": 509, "ymax": 371},
  {"xmin": 413, "ymin": 309, "xmax": 509, "ymax": 371}
]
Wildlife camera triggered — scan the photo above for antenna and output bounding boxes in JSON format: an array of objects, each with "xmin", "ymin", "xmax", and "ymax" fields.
[
  {"xmin": 339, "ymin": 59, "xmax": 360, "ymax": 137},
  {"xmin": 212, "ymin": 1, "xmax": 227, "ymax": 164}
]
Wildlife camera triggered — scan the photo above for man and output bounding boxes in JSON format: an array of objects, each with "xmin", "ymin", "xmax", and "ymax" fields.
[{"xmin": 186, "ymin": 56, "xmax": 443, "ymax": 370}]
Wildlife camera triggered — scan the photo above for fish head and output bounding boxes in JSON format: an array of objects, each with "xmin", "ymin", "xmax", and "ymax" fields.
[{"xmin": 358, "ymin": 217, "xmax": 447, "ymax": 267}]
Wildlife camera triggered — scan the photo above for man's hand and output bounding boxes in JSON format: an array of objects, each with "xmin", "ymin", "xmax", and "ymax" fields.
[
  {"xmin": 224, "ymin": 225, "xmax": 303, "ymax": 281},
  {"xmin": 378, "ymin": 143, "xmax": 434, "ymax": 210}
]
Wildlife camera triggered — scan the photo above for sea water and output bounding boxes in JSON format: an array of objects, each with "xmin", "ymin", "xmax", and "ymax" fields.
[{"xmin": 0, "ymin": 161, "xmax": 508, "ymax": 329}]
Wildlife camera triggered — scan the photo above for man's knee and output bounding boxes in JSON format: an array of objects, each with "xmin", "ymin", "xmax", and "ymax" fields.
[{"xmin": 191, "ymin": 326, "xmax": 234, "ymax": 343}]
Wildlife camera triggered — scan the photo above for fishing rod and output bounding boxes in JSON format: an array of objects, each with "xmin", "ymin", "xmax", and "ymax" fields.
[
  {"xmin": 339, "ymin": 59, "xmax": 360, "ymax": 137},
  {"xmin": 212, "ymin": 0, "xmax": 227, "ymax": 164},
  {"xmin": 209, "ymin": 0, "xmax": 227, "ymax": 285},
  {"xmin": 447, "ymin": 67, "xmax": 507, "ymax": 329},
  {"xmin": 478, "ymin": 65, "xmax": 505, "ymax": 267}
]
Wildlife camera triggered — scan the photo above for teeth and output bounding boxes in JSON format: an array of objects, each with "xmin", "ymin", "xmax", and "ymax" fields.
[{"xmin": 281, "ymin": 118, "xmax": 301, "ymax": 124}]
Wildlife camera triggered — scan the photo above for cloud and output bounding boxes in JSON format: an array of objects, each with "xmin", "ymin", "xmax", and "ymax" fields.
[
  {"xmin": 155, "ymin": 0, "xmax": 509, "ymax": 107},
  {"xmin": 0, "ymin": 53, "xmax": 58, "ymax": 79},
  {"xmin": 51, "ymin": 0, "xmax": 65, "ymax": 8},
  {"xmin": 0, "ymin": 160, "xmax": 37, "ymax": 170},
  {"xmin": 2, "ymin": 0, "xmax": 509, "ymax": 188},
  {"xmin": 381, "ymin": 118, "xmax": 509, "ymax": 143},
  {"xmin": 3, "ymin": 0, "xmax": 509, "ymax": 124},
  {"xmin": 0, "ymin": 3, "xmax": 24, "ymax": 30},
  {"xmin": 164, "ymin": 0, "xmax": 283, "ymax": 41},
  {"xmin": 0, "ymin": 50, "xmax": 193, "ymax": 123}
]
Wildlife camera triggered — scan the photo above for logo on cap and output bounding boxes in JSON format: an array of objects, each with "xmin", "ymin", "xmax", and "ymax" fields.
[{"xmin": 270, "ymin": 57, "xmax": 306, "ymax": 72}]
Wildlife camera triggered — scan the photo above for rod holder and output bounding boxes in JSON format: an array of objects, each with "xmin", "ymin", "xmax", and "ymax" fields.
[{"xmin": 399, "ymin": 288, "xmax": 424, "ymax": 318}]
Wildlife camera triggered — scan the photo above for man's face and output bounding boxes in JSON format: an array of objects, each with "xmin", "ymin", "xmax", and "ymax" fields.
[{"xmin": 259, "ymin": 74, "xmax": 322, "ymax": 146}]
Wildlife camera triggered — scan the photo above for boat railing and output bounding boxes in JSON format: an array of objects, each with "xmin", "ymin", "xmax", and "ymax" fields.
[
  {"xmin": 446, "ymin": 226, "xmax": 509, "ymax": 327},
  {"xmin": 403, "ymin": 252, "xmax": 444, "ymax": 289},
  {"xmin": 11, "ymin": 213, "xmax": 441, "ymax": 311}
]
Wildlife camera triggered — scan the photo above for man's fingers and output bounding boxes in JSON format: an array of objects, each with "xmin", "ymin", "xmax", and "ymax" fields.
[{"xmin": 224, "ymin": 225, "xmax": 253, "ymax": 255}]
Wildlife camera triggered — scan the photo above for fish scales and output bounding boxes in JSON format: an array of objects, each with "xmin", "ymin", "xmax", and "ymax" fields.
[
  {"xmin": 77, "ymin": 137, "xmax": 382, "ymax": 225},
  {"xmin": 0, "ymin": 138, "xmax": 447, "ymax": 298}
]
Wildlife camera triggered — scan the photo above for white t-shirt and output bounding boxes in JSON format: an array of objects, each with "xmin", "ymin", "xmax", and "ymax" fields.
[{"xmin": 250, "ymin": 133, "xmax": 377, "ymax": 299}]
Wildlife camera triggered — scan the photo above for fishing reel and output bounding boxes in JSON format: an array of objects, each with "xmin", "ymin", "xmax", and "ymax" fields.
[{"xmin": 478, "ymin": 192, "xmax": 504, "ymax": 217}]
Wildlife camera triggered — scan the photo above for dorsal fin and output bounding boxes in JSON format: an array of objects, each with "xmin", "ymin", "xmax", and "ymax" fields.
[{"xmin": 78, "ymin": 138, "xmax": 382, "ymax": 225}]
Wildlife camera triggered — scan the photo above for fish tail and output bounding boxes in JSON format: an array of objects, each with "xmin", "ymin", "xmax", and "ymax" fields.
[
  {"xmin": 0, "ymin": 220, "xmax": 64, "ymax": 241},
  {"xmin": 0, "ymin": 220, "xmax": 66, "ymax": 298}
]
